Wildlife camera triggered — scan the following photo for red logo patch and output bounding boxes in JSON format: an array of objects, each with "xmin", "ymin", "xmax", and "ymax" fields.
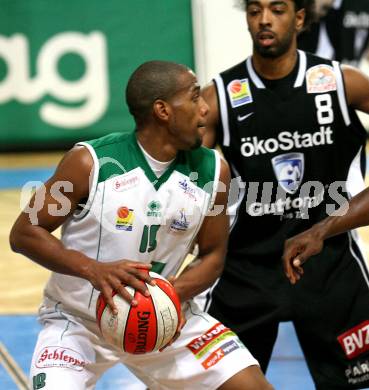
[
  {"xmin": 36, "ymin": 346, "xmax": 86, "ymax": 371},
  {"xmin": 337, "ymin": 320, "xmax": 369, "ymax": 359},
  {"xmin": 186, "ymin": 323, "xmax": 229, "ymax": 354},
  {"xmin": 230, "ymin": 81, "xmax": 242, "ymax": 94},
  {"xmin": 202, "ymin": 347, "xmax": 225, "ymax": 369}
]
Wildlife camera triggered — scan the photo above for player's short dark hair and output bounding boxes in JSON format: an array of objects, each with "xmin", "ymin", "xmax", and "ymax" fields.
[
  {"xmin": 126, "ymin": 60, "xmax": 190, "ymax": 124},
  {"xmin": 241, "ymin": 0, "xmax": 317, "ymax": 31}
]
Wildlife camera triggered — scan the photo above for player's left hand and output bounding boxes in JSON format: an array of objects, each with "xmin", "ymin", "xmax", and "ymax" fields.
[
  {"xmin": 282, "ymin": 228, "xmax": 324, "ymax": 284},
  {"xmin": 159, "ymin": 275, "xmax": 187, "ymax": 351},
  {"xmin": 159, "ymin": 305, "xmax": 187, "ymax": 352}
]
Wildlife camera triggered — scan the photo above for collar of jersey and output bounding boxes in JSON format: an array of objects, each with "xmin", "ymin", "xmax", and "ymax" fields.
[
  {"xmin": 246, "ymin": 50, "xmax": 307, "ymax": 89},
  {"xmin": 130, "ymin": 132, "xmax": 180, "ymax": 191}
]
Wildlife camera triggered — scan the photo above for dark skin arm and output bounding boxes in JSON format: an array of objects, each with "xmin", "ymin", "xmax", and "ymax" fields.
[
  {"xmin": 9, "ymin": 146, "xmax": 154, "ymax": 314},
  {"xmin": 171, "ymin": 157, "xmax": 231, "ymax": 302},
  {"xmin": 201, "ymin": 82, "xmax": 219, "ymax": 148},
  {"xmin": 283, "ymin": 65, "xmax": 369, "ymax": 284},
  {"xmin": 283, "ymin": 187, "xmax": 369, "ymax": 284}
]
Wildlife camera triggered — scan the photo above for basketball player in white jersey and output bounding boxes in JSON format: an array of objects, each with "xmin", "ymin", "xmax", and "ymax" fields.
[{"xmin": 10, "ymin": 61, "xmax": 273, "ymax": 390}]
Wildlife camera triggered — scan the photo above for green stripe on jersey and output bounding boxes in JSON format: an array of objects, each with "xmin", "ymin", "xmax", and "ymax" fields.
[{"xmin": 86, "ymin": 131, "xmax": 216, "ymax": 193}]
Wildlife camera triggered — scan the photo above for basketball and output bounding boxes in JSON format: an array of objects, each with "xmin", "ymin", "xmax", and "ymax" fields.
[{"xmin": 96, "ymin": 272, "xmax": 181, "ymax": 354}]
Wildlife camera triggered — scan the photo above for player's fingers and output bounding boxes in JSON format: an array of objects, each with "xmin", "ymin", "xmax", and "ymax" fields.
[
  {"xmin": 115, "ymin": 283, "xmax": 138, "ymax": 306},
  {"xmin": 162, "ymin": 311, "xmax": 187, "ymax": 350},
  {"xmin": 282, "ymin": 252, "xmax": 296, "ymax": 281},
  {"xmin": 129, "ymin": 267, "xmax": 156, "ymax": 287},
  {"xmin": 295, "ymin": 264, "xmax": 304, "ymax": 275},
  {"xmin": 159, "ymin": 327, "xmax": 183, "ymax": 352},
  {"xmin": 102, "ymin": 287, "xmax": 118, "ymax": 315},
  {"xmin": 129, "ymin": 261, "xmax": 152, "ymax": 270},
  {"xmin": 123, "ymin": 273, "xmax": 151, "ymax": 297}
]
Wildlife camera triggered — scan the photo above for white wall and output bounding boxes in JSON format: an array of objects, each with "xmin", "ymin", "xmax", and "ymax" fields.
[{"xmin": 191, "ymin": 0, "xmax": 252, "ymax": 86}]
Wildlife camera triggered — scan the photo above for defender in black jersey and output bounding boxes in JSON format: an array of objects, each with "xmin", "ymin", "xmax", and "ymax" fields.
[
  {"xmin": 298, "ymin": 0, "xmax": 369, "ymax": 67},
  {"xmin": 202, "ymin": 0, "xmax": 369, "ymax": 388}
]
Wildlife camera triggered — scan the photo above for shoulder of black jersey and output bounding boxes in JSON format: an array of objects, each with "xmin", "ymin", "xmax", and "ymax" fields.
[
  {"xmin": 218, "ymin": 59, "xmax": 248, "ymax": 79},
  {"xmin": 304, "ymin": 51, "xmax": 335, "ymax": 67}
]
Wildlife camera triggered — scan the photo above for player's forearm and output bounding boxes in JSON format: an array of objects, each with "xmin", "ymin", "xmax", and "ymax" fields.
[
  {"xmin": 312, "ymin": 187, "xmax": 369, "ymax": 240},
  {"xmin": 173, "ymin": 254, "xmax": 224, "ymax": 302},
  {"xmin": 10, "ymin": 224, "xmax": 95, "ymax": 280}
]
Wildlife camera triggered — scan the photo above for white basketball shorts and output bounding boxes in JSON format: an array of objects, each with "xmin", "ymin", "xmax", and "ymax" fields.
[{"xmin": 30, "ymin": 298, "xmax": 258, "ymax": 390}]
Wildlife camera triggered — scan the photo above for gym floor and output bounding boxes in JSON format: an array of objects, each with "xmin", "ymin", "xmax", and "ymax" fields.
[{"xmin": 1, "ymin": 151, "xmax": 369, "ymax": 390}]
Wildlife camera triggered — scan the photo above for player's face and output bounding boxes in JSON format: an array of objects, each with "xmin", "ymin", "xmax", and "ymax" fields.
[
  {"xmin": 168, "ymin": 70, "xmax": 209, "ymax": 150},
  {"xmin": 246, "ymin": 0, "xmax": 305, "ymax": 58}
]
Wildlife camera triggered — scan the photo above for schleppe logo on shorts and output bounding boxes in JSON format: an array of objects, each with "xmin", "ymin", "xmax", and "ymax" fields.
[
  {"xmin": 240, "ymin": 126, "xmax": 333, "ymax": 157},
  {"xmin": 337, "ymin": 320, "xmax": 369, "ymax": 359},
  {"xmin": 36, "ymin": 346, "xmax": 86, "ymax": 371}
]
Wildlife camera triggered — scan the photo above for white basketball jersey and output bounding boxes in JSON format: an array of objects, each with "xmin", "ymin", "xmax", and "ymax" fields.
[{"xmin": 44, "ymin": 132, "xmax": 221, "ymax": 320}]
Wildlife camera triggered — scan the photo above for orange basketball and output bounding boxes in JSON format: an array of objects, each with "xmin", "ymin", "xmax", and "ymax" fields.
[{"xmin": 96, "ymin": 272, "xmax": 181, "ymax": 354}]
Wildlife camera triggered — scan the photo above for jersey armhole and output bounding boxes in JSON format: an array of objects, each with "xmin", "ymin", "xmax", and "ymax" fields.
[
  {"xmin": 73, "ymin": 142, "xmax": 99, "ymax": 219},
  {"xmin": 207, "ymin": 149, "xmax": 221, "ymax": 214},
  {"xmin": 332, "ymin": 61, "xmax": 351, "ymax": 126},
  {"xmin": 214, "ymin": 75, "xmax": 230, "ymax": 147}
]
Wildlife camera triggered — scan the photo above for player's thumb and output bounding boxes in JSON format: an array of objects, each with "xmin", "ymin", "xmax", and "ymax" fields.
[{"xmin": 292, "ymin": 247, "xmax": 314, "ymax": 267}]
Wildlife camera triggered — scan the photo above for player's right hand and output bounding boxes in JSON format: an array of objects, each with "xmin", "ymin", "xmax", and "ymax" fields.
[
  {"xmin": 87, "ymin": 260, "xmax": 156, "ymax": 314},
  {"xmin": 282, "ymin": 228, "xmax": 324, "ymax": 284}
]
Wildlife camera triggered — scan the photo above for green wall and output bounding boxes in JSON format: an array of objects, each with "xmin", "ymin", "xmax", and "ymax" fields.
[{"xmin": 0, "ymin": 0, "xmax": 194, "ymax": 151}]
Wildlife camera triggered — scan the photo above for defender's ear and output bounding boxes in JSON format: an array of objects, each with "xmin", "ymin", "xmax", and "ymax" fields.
[
  {"xmin": 296, "ymin": 8, "xmax": 306, "ymax": 33},
  {"xmin": 153, "ymin": 99, "xmax": 171, "ymax": 121}
]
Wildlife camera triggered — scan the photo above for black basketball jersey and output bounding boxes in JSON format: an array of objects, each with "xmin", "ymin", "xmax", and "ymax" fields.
[{"xmin": 214, "ymin": 51, "xmax": 367, "ymax": 265}]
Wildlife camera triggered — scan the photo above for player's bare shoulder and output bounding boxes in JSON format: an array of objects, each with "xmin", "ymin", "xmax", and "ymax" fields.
[
  {"xmin": 51, "ymin": 145, "xmax": 94, "ymax": 199},
  {"xmin": 341, "ymin": 65, "xmax": 369, "ymax": 111}
]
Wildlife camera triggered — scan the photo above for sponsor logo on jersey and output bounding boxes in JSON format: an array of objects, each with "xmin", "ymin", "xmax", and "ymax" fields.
[
  {"xmin": 240, "ymin": 126, "xmax": 333, "ymax": 157},
  {"xmin": 36, "ymin": 346, "xmax": 86, "ymax": 371},
  {"xmin": 170, "ymin": 208, "xmax": 189, "ymax": 233},
  {"xmin": 116, "ymin": 206, "xmax": 134, "ymax": 231},
  {"xmin": 345, "ymin": 359, "xmax": 369, "ymax": 385},
  {"xmin": 247, "ymin": 191, "xmax": 324, "ymax": 217},
  {"xmin": 227, "ymin": 78, "xmax": 253, "ymax": 108},
  {"xmin": 186, "ymin": 323, "xmax": 234, "ymax": 356},
  {"xmin": 338, "ymin": 320, "xmax": 369, "ymax": 359},
  {"xmin": 146, "ymin": 200, "xmax": 162, "ymax": 217},
  {"xmin": 178, "ymin": 179, "xmax": 197, "ymax": 201},
  {"xmin": 202, "ymin": 340, "xmax": 241, "ymax": 369},
  {"xmin": 112, "ymin": 174, "xmax": 139, "ymax": 192},
  {"xmin": 272, "ymin": 153, "xmax": 304, "ymax": 194},
  {"xmin": 237, "ymin": 112, "xmax": 254, "ymax": 122},
  {"xmin": 306, "ymin": 64, "xmax": 337, "ymax": 94}
]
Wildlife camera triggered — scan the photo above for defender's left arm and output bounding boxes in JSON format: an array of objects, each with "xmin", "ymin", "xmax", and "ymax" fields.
[
  {"xmin": 172, "ymin": 158, "xmax": 231, "ymax": 303},
  {"xmin": 343, "ymin": 65, "xmax": 369, "ymax": 113}
]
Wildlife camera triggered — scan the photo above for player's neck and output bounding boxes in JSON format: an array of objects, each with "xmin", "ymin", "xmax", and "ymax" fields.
[
  {"xmin": 136, "ymin": 128, "xmax": 177, "ymax": 162},
  {"xmin": 252, "ymin": 47, "xmax": 298, "ymax": 80}
]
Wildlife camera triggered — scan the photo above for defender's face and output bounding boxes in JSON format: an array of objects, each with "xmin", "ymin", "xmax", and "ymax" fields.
[
  {"xmin": 246, "ymin": 0, "xmax": 305, "ymax": 58},
  {"xmin": 168, "ymin": 70, "xmax": 209, "ymax": 150}
]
